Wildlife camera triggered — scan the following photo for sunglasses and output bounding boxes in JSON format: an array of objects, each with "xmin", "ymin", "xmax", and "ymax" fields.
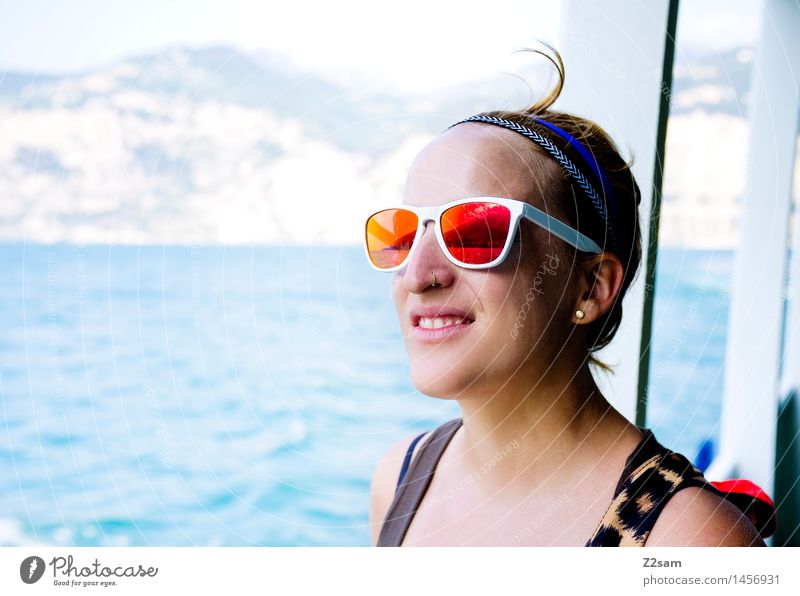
[{"xmin": 363, "ymin": 197, "xmax": 603, "ymax": 271}]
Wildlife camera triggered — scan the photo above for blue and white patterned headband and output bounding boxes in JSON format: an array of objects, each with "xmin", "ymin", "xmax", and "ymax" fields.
[{"xmin": 445, "ymin": 113, "xmax": 622, "ymax": 253}]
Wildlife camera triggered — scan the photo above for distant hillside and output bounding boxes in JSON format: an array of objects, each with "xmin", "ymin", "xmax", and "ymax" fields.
[
  {"xmin": 0, "ymin": 45, "xmax": 755, "ymax": 246},
  {"xmin": 672, "ymin": 46, "xmax": 754, "ymax": 116}
]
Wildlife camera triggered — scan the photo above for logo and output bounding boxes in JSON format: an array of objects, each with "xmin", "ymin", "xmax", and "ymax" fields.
[
  {"xmin": 18, "ymin": 553, "xmax": 158, "ymax": 588},
  {"xmin": 20, "ymin": 556, "xmax": 46, "ymax": 584}
]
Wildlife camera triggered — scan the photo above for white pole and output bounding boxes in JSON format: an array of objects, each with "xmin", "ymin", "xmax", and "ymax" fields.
[{"xmin": 708, "ymin": 0, "xmax": 800, "ymax": 493}]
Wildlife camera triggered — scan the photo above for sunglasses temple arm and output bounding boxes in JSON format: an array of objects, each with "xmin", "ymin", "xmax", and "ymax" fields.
[{"xmin": 522, "ymin": 203, "xmax": 603, "ymax": 254}]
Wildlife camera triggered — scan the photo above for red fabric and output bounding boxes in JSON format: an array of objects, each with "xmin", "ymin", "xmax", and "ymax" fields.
[
  {"xmin": 711, "ymin": 479, "xmax": 775, "ymax": 507},
  {"xmin": 710, "ymin": 479, "xmax": 777, "ymax": 538}
]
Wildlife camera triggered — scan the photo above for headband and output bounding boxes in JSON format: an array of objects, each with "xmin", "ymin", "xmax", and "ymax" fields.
[{"xmin": 445, "ymin": 113, "xmax": 622, "ymax": 253}]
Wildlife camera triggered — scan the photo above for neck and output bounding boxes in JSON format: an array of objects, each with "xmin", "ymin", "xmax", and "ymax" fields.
[{"xmin": 453, "ymin": 363, "xmax": 633, "ymax": 488}]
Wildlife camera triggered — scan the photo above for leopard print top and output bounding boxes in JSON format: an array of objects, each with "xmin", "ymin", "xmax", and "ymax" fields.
[
  {"xmin": 377, "ymin": 418, "xmax": 724, "ymax": 547},
  {"xmin": 584, "ymin": 425, "xmax": 722, "ymax": 546}
]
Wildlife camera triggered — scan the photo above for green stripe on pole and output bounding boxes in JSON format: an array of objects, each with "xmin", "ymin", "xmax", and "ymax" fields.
[{"xmin": 636, "ymin": 0, "xmax": 680, "ymax": 428}]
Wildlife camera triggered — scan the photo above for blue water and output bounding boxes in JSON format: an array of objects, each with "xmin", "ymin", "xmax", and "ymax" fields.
[{"xmin": 0, "ymin": 244, "xmax": 733, "ymax": 546}]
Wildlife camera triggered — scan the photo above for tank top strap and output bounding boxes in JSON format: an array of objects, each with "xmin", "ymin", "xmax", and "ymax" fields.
[
  {"xmin": 376, "ymin": 418, "xmax": 462, "ymax": 547},
  {"xmin": 395, "ymin": 431, "xmax": 428, "ymax": 490},
  {"xmin": 585, "ymin": 428, "xmax": 723, "ymax": 546}
]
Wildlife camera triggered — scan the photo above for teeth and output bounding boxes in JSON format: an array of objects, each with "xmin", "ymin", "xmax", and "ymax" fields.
[{"xmin": 418, "ymin": 316, "xmax": 467, "ymax": 329}]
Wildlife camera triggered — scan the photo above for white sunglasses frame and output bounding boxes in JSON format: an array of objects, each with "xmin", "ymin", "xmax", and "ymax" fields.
[{"xmin": 363, "ymin": 196, "xmax": 603, "ymax": 272}]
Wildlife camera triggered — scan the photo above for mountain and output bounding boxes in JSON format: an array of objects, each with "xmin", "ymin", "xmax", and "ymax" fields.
[
  {"xmin": 672, "ymin": 46, "xmax": 754, "ymax": 116},
  {"xmin": 0, "ymin": 45, "xmax": 756, "ymax": 246}
]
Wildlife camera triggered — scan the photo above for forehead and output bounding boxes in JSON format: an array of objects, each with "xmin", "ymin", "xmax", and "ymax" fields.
[{"xmin": 403, "ymin": 123, "xmax": 542, "ymax": 207}]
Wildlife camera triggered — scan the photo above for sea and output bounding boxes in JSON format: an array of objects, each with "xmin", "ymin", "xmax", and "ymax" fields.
[{"xmin": 0, "ymin": 243, "xmax": 735, "ymax": 546}]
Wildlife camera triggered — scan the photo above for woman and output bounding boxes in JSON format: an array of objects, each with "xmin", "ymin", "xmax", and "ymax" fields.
[{"xmin": 365, "ymin": 48, "xmax": 765, "ymax": 547}]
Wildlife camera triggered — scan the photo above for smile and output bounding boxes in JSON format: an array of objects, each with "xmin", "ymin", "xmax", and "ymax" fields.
[
  {"xmin": 417, "ymin": 316, "xmax": 470, "ymax": 329},
  {"xmin": 411, "ymin": 317, "xmax": 474, "ymax": 342}
]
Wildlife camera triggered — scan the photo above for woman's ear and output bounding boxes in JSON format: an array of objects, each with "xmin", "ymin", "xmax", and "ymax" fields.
[{"xmin": 572, "ymin": 253, "xmax": 625, "ymax": 324}]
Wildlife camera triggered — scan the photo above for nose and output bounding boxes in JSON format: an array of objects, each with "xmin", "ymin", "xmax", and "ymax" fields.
[{"xmin": 397, "ymin": 219, "xmax": 456, "ymax": 293}]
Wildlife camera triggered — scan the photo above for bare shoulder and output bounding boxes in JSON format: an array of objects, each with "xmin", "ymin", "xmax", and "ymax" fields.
[
  {"xmin": 369, "ymin": 430, "xmax": 431, "ymax": 546},
  {"xmin": 646, "ymin": 486, "xmax": 766, "ymax": 546}
]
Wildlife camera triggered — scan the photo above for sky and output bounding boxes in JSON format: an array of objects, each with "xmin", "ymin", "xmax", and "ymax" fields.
[{"xmin": 0, "ymin": 0, "xmax": 764, "ymax": 93}]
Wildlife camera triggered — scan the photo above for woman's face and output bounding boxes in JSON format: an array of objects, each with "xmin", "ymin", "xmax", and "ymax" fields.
[{"xmin": 391, "ymin": 124, "xmax": 581, "ymax": 399}]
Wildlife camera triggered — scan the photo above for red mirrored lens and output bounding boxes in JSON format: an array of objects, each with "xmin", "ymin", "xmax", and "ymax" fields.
[
  {"xmin": 365, "ymin": 208, "xmax": 419, "ymax": 269},
  {"xmin": 441, "ymin": 202, "xmax": 511, "ymax": 264}
]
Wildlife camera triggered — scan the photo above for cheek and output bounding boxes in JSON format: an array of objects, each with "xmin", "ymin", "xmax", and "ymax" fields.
[
  {"xmin": 504, "ymin": 252, "xmax": 566, "ymax": 340},
  {"xmin": 465, "ymin": 274, "xmax": 531, "ymax": 346},
  {"xmin": 391, "ymin": 279, "xmax": 406, "ymax": 321}
]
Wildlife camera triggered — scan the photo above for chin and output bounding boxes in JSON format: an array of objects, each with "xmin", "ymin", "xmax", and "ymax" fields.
[{"xmin": 408, "ymin": 363, "xmax": 473, "ymax": 399}]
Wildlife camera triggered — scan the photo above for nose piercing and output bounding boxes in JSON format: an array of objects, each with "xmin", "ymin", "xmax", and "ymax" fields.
[{"xmin": 430, "ymin": 271, "xmax": 441, "ymax": 288}]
